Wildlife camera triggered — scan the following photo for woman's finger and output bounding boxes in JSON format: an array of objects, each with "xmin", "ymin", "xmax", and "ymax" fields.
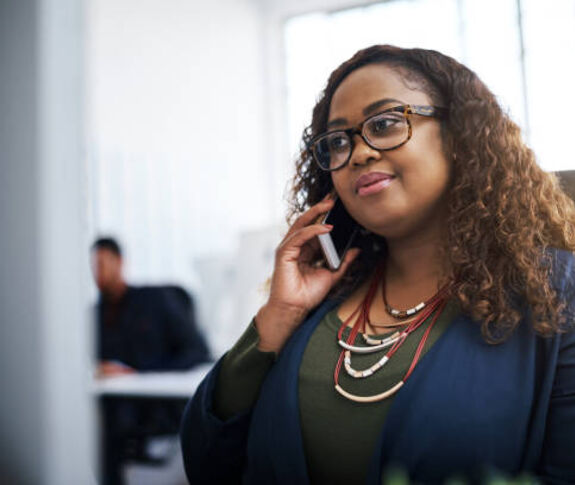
[
  {"xmin": 283, "ymin": 197, "xmax": 335, "ymax": 240},
  {"xmin": 329, "ymin": 247, "xmax": 361, "ymax": 281},
  {"xmin": 299, "ymin": 235, "xmax": 321, "ymax": 264},
  {"xmin": 277, "ymin": 223, "xmax": 333, "ymax": 260}
]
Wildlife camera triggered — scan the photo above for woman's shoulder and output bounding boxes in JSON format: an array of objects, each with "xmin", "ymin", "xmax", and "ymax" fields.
[
  {"xmin": 547, "ymin": 248, "xmax": 575, "ymax": 291},
  {"xmin": 546, "ymin": 248, "xmax": 575, "ymax": 330},
  {"xmin": 547, "ymin": 247, "xmax": 575, "ymax": 269}
]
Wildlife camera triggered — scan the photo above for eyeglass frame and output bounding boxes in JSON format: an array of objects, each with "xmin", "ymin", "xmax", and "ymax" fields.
[{"xmin": 308, "ymin": 104, "xmax": 448, "ymax": 172}]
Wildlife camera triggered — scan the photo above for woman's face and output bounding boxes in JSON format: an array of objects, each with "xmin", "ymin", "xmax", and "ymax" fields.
[{"xmin": 328, "ymin": 64, "xmax": 451, "ymax": 242}]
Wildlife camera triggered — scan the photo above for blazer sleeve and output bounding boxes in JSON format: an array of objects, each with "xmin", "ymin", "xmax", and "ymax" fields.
[
  {"xmin": 180, "ymin": 359, "xmax": 252, "ymax": 485},
  {"xmin": 536, "ymin": 251, "xmax": 575, "ymax": 483},
  {"xmin": 536, "ymin": 329, "xmax": 575, "ymax": 484},
  {"xmin": 180, "ymin": 321, "xmax": 276, "ymax": 484}
]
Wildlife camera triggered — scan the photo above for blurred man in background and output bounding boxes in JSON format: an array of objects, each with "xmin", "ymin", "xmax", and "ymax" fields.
[
  {"xmin": 91, "ymin": 236, "xmax": 210, "ymax": 485},
  {"xmin": 92, "ymin": 237, "xmax": 210, "ymax": 373}
]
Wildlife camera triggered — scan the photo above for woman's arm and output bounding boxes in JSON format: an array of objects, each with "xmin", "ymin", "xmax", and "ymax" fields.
[
  {"xmin": 536, "ymin": 251, "xmax": 575, "ymax": 482},
  {"xmin": 536, "ymin": 329, "xmax": 575, "ymax": 483},
  {"xmin": 180, "ymin": 198, "xmax": 359, "ymax": 483},
  {"xmin": 180, "ymin": 358, "xmax": 253, "ymax": 485},
  {"xmin": 213, "ymin": 321, "xmax": 276, "ymax": 419}
]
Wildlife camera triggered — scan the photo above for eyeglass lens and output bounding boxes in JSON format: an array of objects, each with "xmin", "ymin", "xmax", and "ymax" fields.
[{"xmin": 313, "ymin": 111, "xmax": 409, "ymax": 170}]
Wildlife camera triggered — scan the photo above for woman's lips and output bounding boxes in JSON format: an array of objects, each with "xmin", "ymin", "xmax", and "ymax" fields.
[{"xmin": 355, "ymin": 172, "xmax": 395, "ymax": 196}]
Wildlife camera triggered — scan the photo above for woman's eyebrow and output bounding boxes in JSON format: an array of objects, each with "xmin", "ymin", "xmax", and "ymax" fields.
[
  {"xmin": 363, "ymin": 97, "xmax": 403, "ymax": 116},
  {"xmin": 326, "ymin": 97, "xmax": 405, "ymax": 128},
  {"xmin": 326, "ymin": 118, "xmax": 347, "ymax": 129}
]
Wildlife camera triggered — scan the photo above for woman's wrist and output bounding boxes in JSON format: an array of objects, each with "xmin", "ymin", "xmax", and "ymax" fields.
[{"xmin": 255, "ymin": 301, "xmax": 308, "ymax": 353}]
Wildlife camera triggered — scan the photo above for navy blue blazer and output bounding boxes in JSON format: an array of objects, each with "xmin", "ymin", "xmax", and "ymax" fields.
[{"xmin": 181, "ymin": 250, "xmax": 575, "ymax": 484}]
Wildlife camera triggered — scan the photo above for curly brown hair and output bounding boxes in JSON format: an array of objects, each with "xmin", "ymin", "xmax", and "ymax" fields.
[{"xmin": 288, "ymin": 45, "xmax": 575, "ymax": 342}]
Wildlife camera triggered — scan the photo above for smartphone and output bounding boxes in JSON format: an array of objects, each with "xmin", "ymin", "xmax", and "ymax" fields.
[{"xmin": 317, "ymin": 197, "xmax": 359, "ymax": 271}]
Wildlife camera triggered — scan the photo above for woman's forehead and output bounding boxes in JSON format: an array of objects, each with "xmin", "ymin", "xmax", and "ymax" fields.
[{"xmin": 328, "ymin": 64, "xmax": 432, "ymax": 122}]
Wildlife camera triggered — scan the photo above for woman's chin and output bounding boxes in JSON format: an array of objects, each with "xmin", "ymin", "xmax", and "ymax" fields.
[
  {"xmin": 353, "ymin": 210, "xmax": 403, "ymax": 236},
  {"xmin": 358, "ymin": 222, "xmax": 399, "ymax": 240},
  {"xmin": 360, "ymin": 219, "xmax": 425, "ymax": 242}
]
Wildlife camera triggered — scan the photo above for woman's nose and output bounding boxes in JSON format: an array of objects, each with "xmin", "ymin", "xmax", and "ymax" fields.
[{"xmin": 349, "ymin": 134, "xmax": 380, "ymax": 168}]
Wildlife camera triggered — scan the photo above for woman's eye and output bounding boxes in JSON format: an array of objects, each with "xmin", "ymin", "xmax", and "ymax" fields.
[
  {"xmin": 328, "ymin": 134, "xmax": 350, "ymax": 152},
  {"xmin": 367, "ymin": 115, "xmax": 403, "ymax": 136}
]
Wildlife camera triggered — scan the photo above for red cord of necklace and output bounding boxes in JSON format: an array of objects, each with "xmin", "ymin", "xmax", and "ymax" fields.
[{"xmin": 334, "ymin": 264, "xmax": 447, "ymax": 384}]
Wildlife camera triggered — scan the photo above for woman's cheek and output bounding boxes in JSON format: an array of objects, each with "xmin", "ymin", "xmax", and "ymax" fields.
[{"xmin": 330, "ymin": 173, "xmax": 348, "ymax": 199}]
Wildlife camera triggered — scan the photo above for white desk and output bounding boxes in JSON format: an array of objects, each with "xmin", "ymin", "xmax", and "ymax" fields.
[{"xmin": 91, "ymin": 363, "xmax": 214, "ymax": 398}]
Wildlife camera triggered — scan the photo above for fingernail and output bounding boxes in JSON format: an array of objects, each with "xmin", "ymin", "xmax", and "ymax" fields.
[{"xmin": 323, "ymin": 224, "xmax": 333, "ymax": 230}]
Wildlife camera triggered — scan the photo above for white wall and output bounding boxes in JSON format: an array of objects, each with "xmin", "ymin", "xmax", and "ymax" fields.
[
  {"xmin": 85, "ymin": 0, "xmax": 389, "ymax": 355},
  {"xmin": 0, "ymin": 0, "xmax": 95, "ymax": 483},
  {"xmin": 87, "ymin": 0, "xmax": 275, "ymax": 289}
]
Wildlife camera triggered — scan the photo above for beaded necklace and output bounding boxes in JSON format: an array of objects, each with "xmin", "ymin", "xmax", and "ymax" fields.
[
  {"xmin": 382, "ymin": 273, "xmax": 442, "ymax": 319},
  {"xmin": 334, "ymin": 263, "xmax": 449, "ymax": 403}
]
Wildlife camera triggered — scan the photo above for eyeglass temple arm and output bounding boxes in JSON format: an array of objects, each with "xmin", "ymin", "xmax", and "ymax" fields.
[{"xmin": 408, "ymin": 105, "xmax": 448, "ymax": 118}]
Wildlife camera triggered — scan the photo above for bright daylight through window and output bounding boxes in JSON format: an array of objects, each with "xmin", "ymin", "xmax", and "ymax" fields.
[{"xmin": 284, "ymin": 0, "xmax": 575, "ymax": 172}]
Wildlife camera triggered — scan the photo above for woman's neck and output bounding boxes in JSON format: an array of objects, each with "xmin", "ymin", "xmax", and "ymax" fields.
[
  {"xmin": 384, "ymin": 228, "xmax": 448, "ymax": 289},
  {"xmin": 385, "ymin": 241, "xmax": 447, "ymax": 285},
  {"xmin": 337, "ymin": 231, "xmax": 448, "ymax": 328}
]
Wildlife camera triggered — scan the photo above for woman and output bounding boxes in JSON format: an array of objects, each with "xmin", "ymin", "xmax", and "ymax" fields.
[{"xmin": 180, "ymin": 45, "xmax": 575, "ymax": 484}]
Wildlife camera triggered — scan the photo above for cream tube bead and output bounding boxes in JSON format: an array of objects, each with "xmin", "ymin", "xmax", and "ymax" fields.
[
  {"xmin": 362, "ymin": 331, "xmax": 402, "ymax": 346},
  {"xmin": 344, "ymin": 352, "xmax": 389, "ymax": 379},
  {"xmin": 334, "ymin": 381, "xmax": 404, "ymax": 403},
  {"xmin": 338, "ymin": 334, "xmax": 399, "ymax": 354}
]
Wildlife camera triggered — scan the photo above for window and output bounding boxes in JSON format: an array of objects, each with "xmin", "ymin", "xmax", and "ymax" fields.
[{"xmin": 284, "ymin": 0, "xmax": 575, "ymax": 171}]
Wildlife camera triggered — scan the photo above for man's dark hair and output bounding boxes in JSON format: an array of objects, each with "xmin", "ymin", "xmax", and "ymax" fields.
[{"xmin": 92, "ymin": 237, "xmax": 122, "ymax": 257}]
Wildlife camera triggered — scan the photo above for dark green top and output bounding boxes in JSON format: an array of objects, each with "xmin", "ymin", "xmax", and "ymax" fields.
[{"xmin": 214, "ymin": 302, "xmax": 458, "ymax": 484}]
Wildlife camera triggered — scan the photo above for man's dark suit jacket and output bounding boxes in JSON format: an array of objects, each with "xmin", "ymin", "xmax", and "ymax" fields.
[
  {"xmin": 97, "ymin": 285, "xmax": 211, "ymax": 481},
  {"xmin": 97, "ymin": 285, "xmax": 210, "ymax": 370}
]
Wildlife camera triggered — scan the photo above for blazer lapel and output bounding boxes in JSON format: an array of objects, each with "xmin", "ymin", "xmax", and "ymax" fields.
[{"xmin": 367, "ymin": 314, "xmax": 536, "ymax": 484}]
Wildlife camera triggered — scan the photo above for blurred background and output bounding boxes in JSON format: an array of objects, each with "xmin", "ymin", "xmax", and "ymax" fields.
[{"xmin": 1, "ymin": 0, "xmax": 574, "ymax": 483}]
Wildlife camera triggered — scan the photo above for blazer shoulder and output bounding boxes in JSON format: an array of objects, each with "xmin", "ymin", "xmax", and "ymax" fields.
[{"xmin": 547, "ymin": 248, "xmax": 575, "ymax": 330}]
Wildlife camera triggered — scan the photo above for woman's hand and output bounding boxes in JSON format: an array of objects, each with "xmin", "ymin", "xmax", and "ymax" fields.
[{"xmin": 256, "ymin": 197, "xmax": 360, "ymax": 353}]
